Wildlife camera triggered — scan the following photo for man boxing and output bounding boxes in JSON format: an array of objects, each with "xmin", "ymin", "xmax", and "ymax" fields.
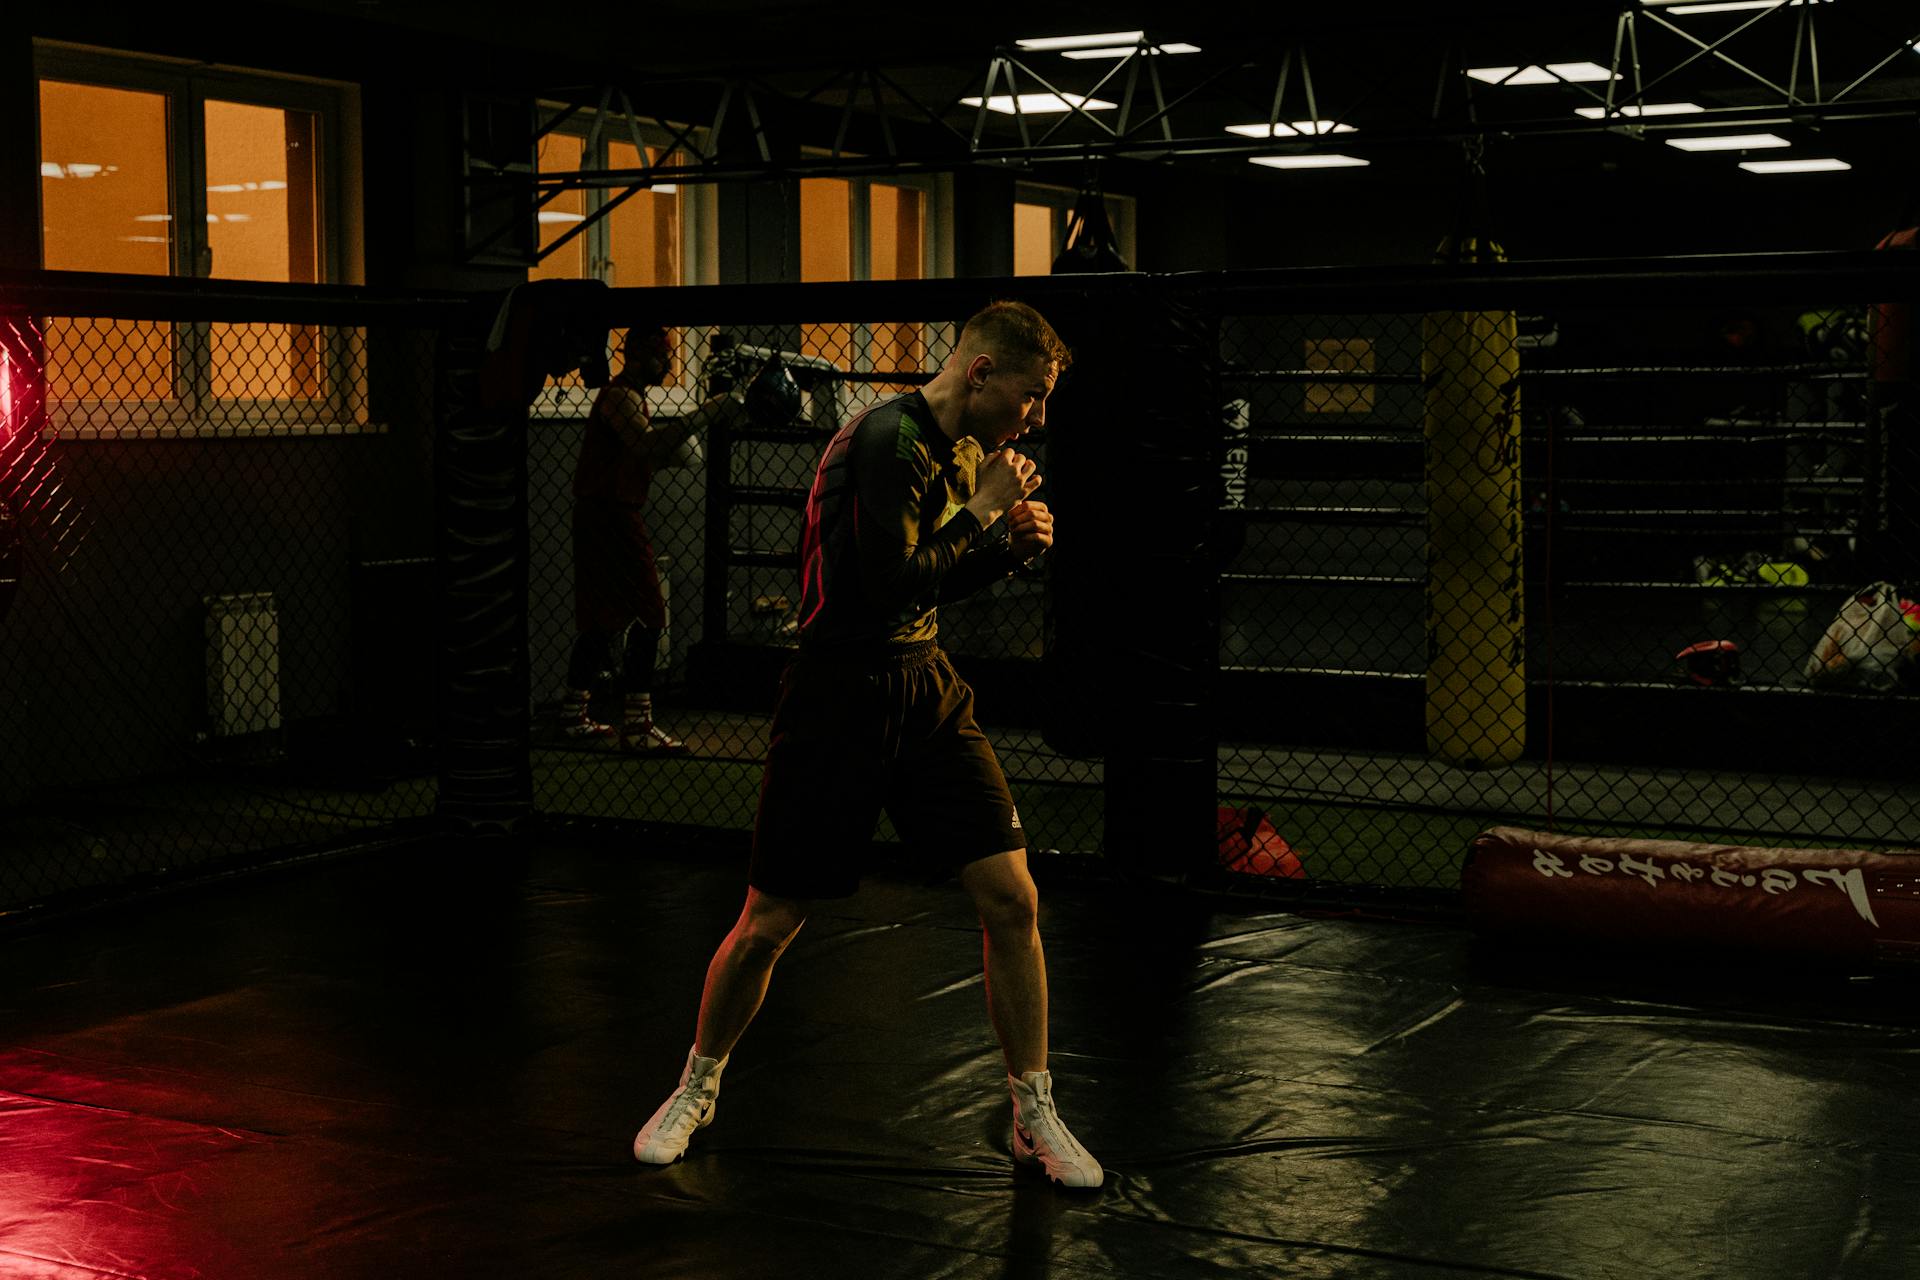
[
  {"xmin": 630, "ymin": 300, "xmax": 1103, "ymax": 1188},
  {"xmin": 563, "ymin": 323, "xmax": 738, "ymax": 752}
]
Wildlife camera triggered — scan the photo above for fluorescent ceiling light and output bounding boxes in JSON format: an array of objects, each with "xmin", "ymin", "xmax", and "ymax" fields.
[
  {"xmin": 1658, "ymin": 0, "xmax": 1827, "ymax": 12},
  {"xmin": 42, "ymin": 161, "xmax": 109, "ymax": 178},
  {"xmin": 537, "ymin": 211, "xmax": 586, "ymax": 224},
  {"xmin": 1015, "ymin": 31, "xmax": 1142, "ymax": 51},
  {"xmin": 961, "ymin": 93, "xmax": 1117, "ymax": 114},
  {"xmin": 1662, "ymin": 1, "xmax": 1780, "ymax": 12},
  {"xmin": 1468, "ymin": 62, "xmax": 1619, "ymax": 85},
  {"xmin": 1544, "ymin": 62, "xmax": 1619, "ymax": 82},
  {"xmin": 1250, "ymin": 154, "xmax": 1370, "ymax": 169},
  {"xmin": 1061, "ymin": 42, "xmax": 1200, "ymax": 59},
  {"xmin": 1574, "ymin": 102, "xmax": 1704, "ymax": 118},
  {"xmin": 1226, "ymin": 120, "xmax": 1356, "ymax": 137},
  {"xmin": 1665, "ymin": 132, "xmax": 1789, "ymax": 150},
  {"xmin": 1740, "ymin": 157, "xmax": 1851, "ymax": 173}
]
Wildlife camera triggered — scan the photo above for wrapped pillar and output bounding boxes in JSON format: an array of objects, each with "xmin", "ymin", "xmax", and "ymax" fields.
[
  {"xmin": 1423, "ymin": 236, "xmax": 1525, "ymax": 767},
  {"xmin": 1042, "ymin": 279, "xmax": 1220, "ymax": 876},
  {"xmin": 1866, "ymin": 221, "xmax": 1916, "ymax": 581},
  {"xmin": 435, "ymin": 278, "xmax": 608, "ymax": 832}
]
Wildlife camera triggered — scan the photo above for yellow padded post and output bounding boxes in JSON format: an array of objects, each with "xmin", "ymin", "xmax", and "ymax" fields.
[{"xmin": 1423, "ymin": 236, "xmax": 1525, "ymax": 767}]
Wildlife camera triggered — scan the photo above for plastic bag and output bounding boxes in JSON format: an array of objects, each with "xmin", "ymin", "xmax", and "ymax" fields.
[{"xmin": 1804, "ymin": 582, "xmax": 1920, "ymax": 691}]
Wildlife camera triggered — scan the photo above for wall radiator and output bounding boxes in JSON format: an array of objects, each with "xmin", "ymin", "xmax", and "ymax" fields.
[{"xmin": 205, "ymin": 592, "xmax": 282, "ymax": 737}]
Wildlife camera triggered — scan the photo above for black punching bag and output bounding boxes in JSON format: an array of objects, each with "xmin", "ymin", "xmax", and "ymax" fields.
[{"xmin": 1051, "ymin": 186, "xmax": 1131, "ymax": 275}]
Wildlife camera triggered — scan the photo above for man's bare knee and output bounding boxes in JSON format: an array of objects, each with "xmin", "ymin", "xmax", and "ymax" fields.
[
  {"xmin": 967, "ymin": 865, "xmax": 1038, "ymax": 937},
  {"xmin": 734, "ymin": 890, "xmax": 809, "ymax": 958}
]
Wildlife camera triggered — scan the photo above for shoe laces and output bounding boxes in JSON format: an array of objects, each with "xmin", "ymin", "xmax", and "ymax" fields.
[
  {"xmin": 1026, "ymin": 1107, "xmax": 1091, "ymax": 1162},
  {"xmin": 1017, "ymin": 1087, "xmax": 1090, "ymax": 1162},
  {"xmin": 657, "ymin": 1078, "xmax": 713, "ymax": 1136}
]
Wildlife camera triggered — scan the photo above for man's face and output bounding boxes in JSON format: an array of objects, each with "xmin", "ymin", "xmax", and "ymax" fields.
[
  {"xmin": 625, "ymin": 326, "xmax": 673, "ymax": 384},
  {"xmin": 970, "ymin": 352, "xmax": 1057, "ymax": 447}
]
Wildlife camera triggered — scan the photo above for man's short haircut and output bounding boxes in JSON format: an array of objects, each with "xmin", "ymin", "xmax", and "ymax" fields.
[{"xmin": 959, "ymin": 300, "xmax": 1071, "ymax": 375}]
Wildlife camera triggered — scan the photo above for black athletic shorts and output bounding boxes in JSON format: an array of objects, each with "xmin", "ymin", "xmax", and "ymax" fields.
[{"xmin": 749, "ymin": 642, "xmax": 1025, "ymax": 900}]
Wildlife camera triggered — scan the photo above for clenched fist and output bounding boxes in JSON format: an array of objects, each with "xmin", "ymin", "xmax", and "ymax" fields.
[
  {"xmin": 967, "ymin": 448, "xmax": 1043, "ymax": 527},
  {"xmin": 1007, "ymin": 499, "xmax": 1054, "ymax": 561}
]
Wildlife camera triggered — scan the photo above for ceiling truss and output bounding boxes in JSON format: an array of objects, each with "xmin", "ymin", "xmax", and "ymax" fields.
[{"xmin": 499, "ymin": 5, "xmax": 1920, "ymax": 262}]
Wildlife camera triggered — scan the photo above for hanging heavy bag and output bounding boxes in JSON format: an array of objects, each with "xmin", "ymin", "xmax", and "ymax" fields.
[
  {"xmin": 1804, "ymin": 581, "xmax": 1920, "ymax": 691},
  {"xmin": 1051, "ymin": 186, "xmax": 1131, "ymax": 275},
  {"xmin": 744, "ymin": 354, "xmax": 804, "ymax": 431}
]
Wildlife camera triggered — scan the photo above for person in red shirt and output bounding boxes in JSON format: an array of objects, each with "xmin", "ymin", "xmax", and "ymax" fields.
[{"xmin": 564, "ymin": 322, "xmax": 738, "ymax": 752}]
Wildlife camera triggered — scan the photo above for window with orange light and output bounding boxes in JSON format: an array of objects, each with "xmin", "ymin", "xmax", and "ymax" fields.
[
  {"xmin": 799, "ymin": 175, "xmax": 930, "ymax": 387},
  {"xmin": 204, "ymin": 98, "xmax": 326, "ymax": 401},
  {"xmin": 34, "ymin": 47, "xmax": 355, "ymax": 435},
  {"xmin": 37, "ymin": 78, "xmax": 176, "ymax": 406},
  {"xmin": 866, "ymin": 182, "xmax": 927, "ymax": 386},
  {"xmin": 800, "ymin": 177, "xmax": 854, "ymax": 369},
  {"xmin": 526, "ymin": 111, "xmax": 698, "ymax": 416},
  {"xmin": 1013, "ymin": 202, "xmax": 1054, "ymax": 276},
  {"xmin": 529, "ymin": 130, "xmax": 589, "ymax": 285}
]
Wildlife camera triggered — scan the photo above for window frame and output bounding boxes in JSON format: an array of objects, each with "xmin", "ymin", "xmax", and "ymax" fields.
[
  {"xmin": 849, "ymin": 173, "xmax": 939, "ymax": 285},
  {"xmin": 796, "ymin": 159, "xmax": 940, "ymax": 286},
  {"xmin": 531, "ymin": 103, "xmax": 717, "ymax": 290},
  {"xmin": 795, "ymin": 166, "xmax": 945, "ymax": 386},
  {"xmin": 529, "ymin": 104, "xmax": 717, "ymax": 420},
  {"xmin": 34, "ymin": 41, "xmax": 364, "ymax": 439}
]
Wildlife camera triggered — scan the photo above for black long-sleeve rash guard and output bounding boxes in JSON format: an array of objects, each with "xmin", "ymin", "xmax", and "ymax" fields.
[{"xmin": 795, "ymin": 391, "xmax": 1023, "ymax": 651}]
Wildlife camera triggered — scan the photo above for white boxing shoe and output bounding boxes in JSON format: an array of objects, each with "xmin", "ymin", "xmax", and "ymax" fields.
[
  {"xmin": 1009, "ymin": 1069, "xmax": 1104, "ymax": 1188},
  {"xmin": 634, "ymin": 1047, "xmax": 727, "ymax": 1164}
]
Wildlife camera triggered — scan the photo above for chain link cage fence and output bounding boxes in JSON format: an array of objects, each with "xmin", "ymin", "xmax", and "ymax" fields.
[
  {"xmin": 1, "ymin": 281, "xmax": 456, "ymax": 918},
  {"xmin": 5, "ymin": 256, "xmax": 1915, "ymax": 920},
  {"xmin": 1207, "ymin": 261, "xmax": 1919, "ymax": 896},
  {"xmin": 527, "ymin": 298, "xmax": 1103, "ymax": 865}
]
